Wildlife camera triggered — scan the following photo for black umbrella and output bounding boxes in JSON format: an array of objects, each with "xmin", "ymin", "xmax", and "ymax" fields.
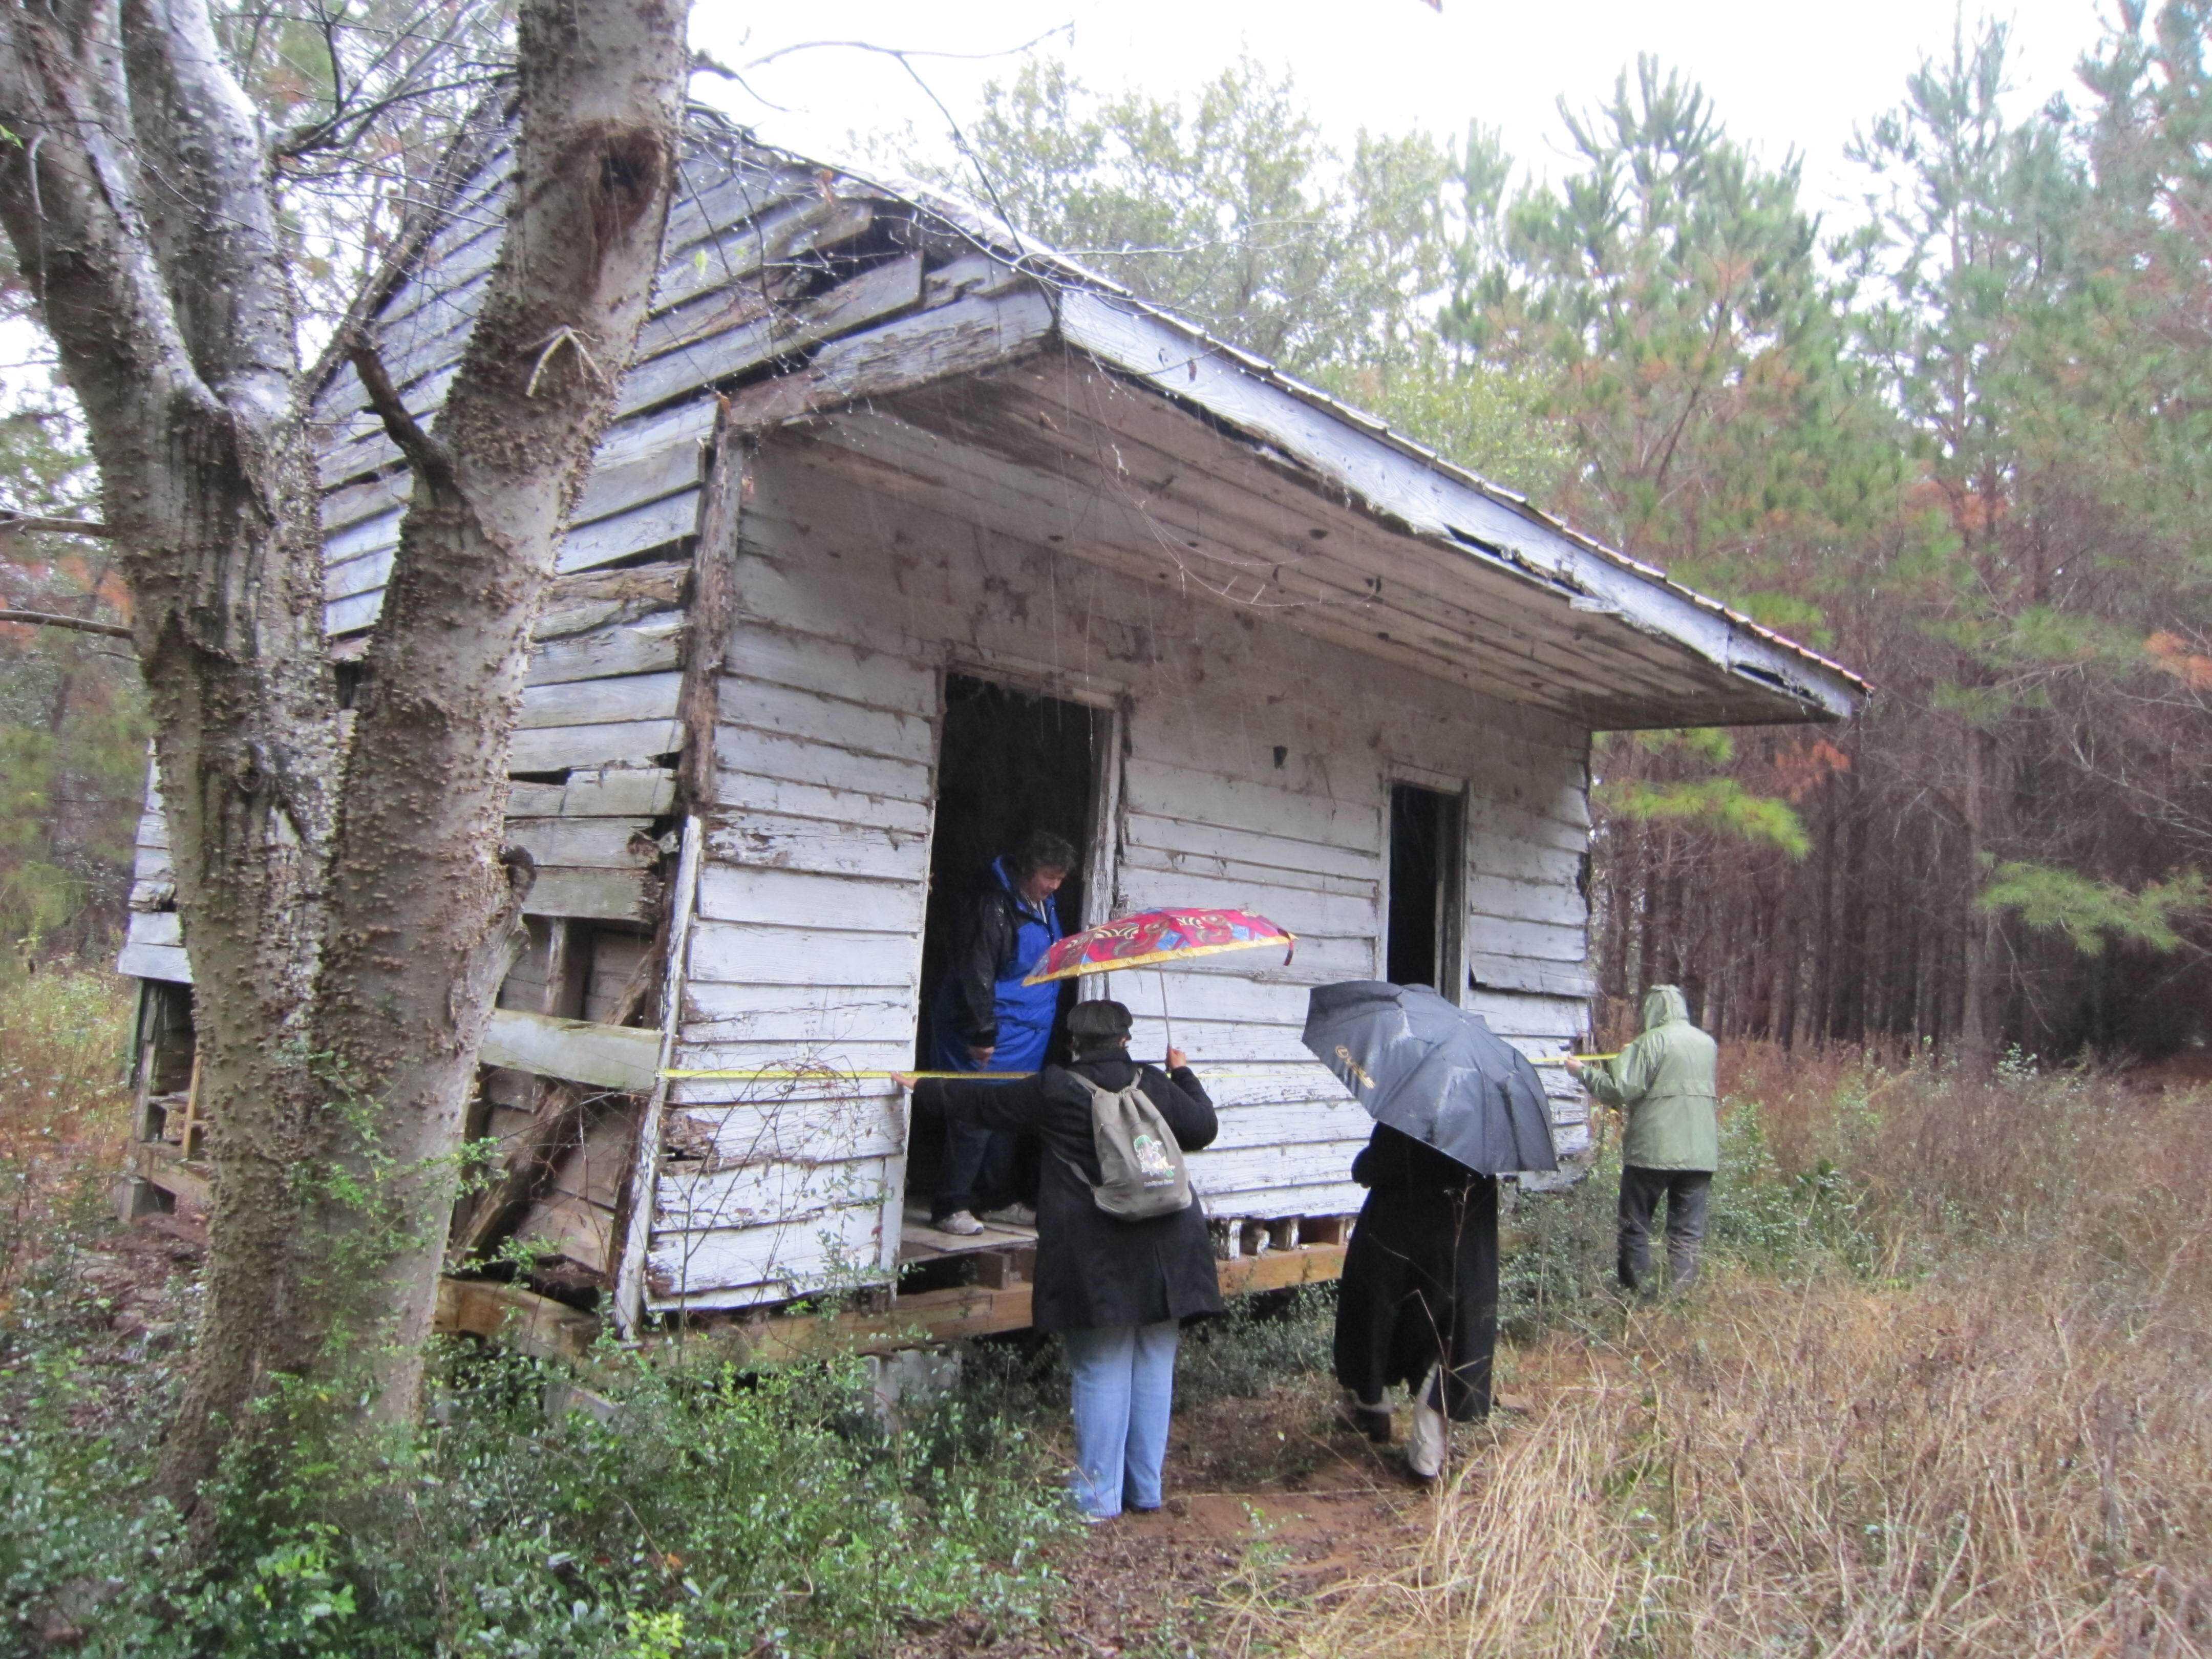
[{"xmin": 1302, "ymin": 981, "xmax": 1559, "ymax": 1174}]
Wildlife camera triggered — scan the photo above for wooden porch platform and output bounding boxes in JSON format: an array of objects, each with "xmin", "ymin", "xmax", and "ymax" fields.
[
  {"xmin": 123, "ymin": 1150, "xmax": 1353, "ymax": 1369},
  {"xmin": 897, "ymin": 1202, "xmax": 1039, "ymax": 1263}
]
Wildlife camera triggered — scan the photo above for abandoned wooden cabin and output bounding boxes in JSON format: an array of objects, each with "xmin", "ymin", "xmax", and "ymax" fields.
[{"xmin": 115, "ymin": 118, "xmax": 1866, "ymax": 1342}]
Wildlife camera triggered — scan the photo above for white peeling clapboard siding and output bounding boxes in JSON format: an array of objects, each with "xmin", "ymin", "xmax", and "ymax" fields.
[
  {"xmin": 644, "ymin": 624, "xmax": 940, "ymax": 1300},
  {"xmin": 339, "ymin": 280, "xmax": 1576, "ymax": 1305},
  {"xmin": 645, "ymin": 1201, "xmax": 884, "ymax": 1310},
  {"xmin": 663, "ymin": 1088, "xmax": 906, "ymax": 1164}
]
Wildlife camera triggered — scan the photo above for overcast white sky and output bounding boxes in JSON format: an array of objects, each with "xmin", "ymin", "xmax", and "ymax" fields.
[{"xmin": 691, "ymin": 0, "xmax": 2121, "ymax": 220}]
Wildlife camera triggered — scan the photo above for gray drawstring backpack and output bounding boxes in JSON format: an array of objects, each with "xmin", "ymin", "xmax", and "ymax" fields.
[{"xmin": 1064, "ymin": 1072, "xmax": 1192, "ymax": 1220}]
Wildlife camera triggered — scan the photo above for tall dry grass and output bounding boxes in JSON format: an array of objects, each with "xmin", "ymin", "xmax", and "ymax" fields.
[
  {"xmin": 1245, "ymin": 1051, "xmax": 2212, "ymax": 1657},
  {"xmin": 0, "ymin": 967, "xmax": 134, "ymax": 1299}
]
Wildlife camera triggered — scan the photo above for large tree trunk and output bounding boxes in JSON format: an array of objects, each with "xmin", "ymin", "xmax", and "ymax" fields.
[
  {"xmin": 300, "ymin": 0, "xmax": 688, "ymax": 1443},
  {"xmin": 0, "ymin": 0, "xmax": 690, "ymax": 1506}
]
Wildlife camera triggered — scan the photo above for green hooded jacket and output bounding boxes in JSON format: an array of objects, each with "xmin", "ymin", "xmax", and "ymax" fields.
[{"xmin": 1583, "ymin": 986, "xmax": 1719, "ymax": 1172}]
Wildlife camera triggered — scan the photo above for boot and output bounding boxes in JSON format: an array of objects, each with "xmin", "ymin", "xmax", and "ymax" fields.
[{"xmin": 1407, "ymin": 1367, "xmax": 1447, "ymax": 1482}]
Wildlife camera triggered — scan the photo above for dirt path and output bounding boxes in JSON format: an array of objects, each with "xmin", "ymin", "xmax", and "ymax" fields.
[{"xmin": 894, "ymin": 1377, "xmax": 1444, "ymax": 1658}]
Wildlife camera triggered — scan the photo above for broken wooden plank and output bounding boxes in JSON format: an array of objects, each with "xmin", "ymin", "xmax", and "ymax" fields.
[
  {"xmin": 481, "ymin": 1008, "xmax": 661, "ymax": 1092},
  {"xmin": 535, "ymin": 564, "xmax": 690, "ymax": 641},
  {"xmin": 620, "ymin": 252, "xmax": 924, "ymax": 416},
  {"xmin": 504, "ymin": 817, "xmax": 656, "ymax": 869}
]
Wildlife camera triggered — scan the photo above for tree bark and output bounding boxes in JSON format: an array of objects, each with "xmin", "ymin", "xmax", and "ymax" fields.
[
  {"xmin": 302, "ymin": 0, "xmax": 688, "ymax": 1439},
  {"xmin": 0, "ymin": 0, "xmax": 691, "ymax": 1506}
]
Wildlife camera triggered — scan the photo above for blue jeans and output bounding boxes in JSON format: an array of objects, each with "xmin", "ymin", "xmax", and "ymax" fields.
[{"xmin": 1062, "ymin": 1321, "xmax": 1180, "ymax": 1518}]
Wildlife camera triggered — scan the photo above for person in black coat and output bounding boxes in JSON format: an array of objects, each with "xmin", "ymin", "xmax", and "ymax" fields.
[
  {"xmin": 903, "ymin": 999, "xmax": 1222, "ymax": 1519},
  {"xmin": 1332, "ymin": 1122, "xmax": 1498, "ymax": 1481}
]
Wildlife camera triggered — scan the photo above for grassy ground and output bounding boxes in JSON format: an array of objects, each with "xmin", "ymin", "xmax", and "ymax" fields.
[
  {"xmin": 1220, "ymin": 1046, "xmax": 2212, "ymax": 1658},
  {"xmin": 3, "ymin": 971, "xmax": 2208, "ymax": 1655}
]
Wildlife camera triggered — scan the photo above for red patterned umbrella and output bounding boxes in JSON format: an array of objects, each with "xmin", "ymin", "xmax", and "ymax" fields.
[{"xmin": 1023, "ymin": 907, "xmax": 1296, "ymax": 985}]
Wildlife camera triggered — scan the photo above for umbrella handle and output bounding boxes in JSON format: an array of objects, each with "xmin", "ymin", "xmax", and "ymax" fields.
[{"xmin": 1159, "ymin": 968, "xmax": 1175, "ymax": 1062}]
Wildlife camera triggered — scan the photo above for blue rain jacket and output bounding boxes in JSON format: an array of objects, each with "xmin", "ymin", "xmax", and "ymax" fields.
[{"xmin": 931, "ymin": 856, "xmax": 1065, "ymax": 1073}]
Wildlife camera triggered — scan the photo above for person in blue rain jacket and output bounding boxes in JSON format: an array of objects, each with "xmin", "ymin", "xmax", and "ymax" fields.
[{"xmin": 927, "ymin": 829, "xmax": 1077, "ymax": 1233}]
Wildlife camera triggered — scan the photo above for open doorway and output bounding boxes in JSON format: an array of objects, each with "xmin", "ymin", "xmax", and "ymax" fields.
[
  {"xmin": 905, "ymin": 676, "xmax": 1102, "ymax": 1246},
  {"xmin": 1387, "ymin": 780, "xmax": 1466, "ymax": 997}
]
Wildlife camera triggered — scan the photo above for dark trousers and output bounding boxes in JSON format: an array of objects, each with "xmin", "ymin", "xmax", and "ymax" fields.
[
  {"xmin": 934, "ymin": 1121, "xmax": 1038, "ymax": 1221},
  {"xmin": 1617, "ymin": 1166, "xmax": 1712, "ymax": 1293}
]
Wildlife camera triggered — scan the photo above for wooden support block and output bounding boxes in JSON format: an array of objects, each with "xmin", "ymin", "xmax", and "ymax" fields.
[
  {"xmin": 1239, "ymin": 1219, "xmax": 1271, "ymax": 1258},
  {"xmin": 972, "ymin": 1246, "xmax": 1035, "ymax": 1289},
  {"xmin": 1268, "ymin": 1217, "xmax": 1300, "ymax": 1251},
  {"xmin": 1210, "ymin": 1218, "xmax": 1239, "ymax": 1261},
  {"xmin": 114, "ymin": 1175, "xmax": 171, "ymax": 1223}
]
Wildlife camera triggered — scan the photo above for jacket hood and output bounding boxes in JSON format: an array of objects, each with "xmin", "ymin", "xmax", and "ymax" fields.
[{"xmin": 1641, "ymin": 985, "xmax": 1691, "ymax": 1032}]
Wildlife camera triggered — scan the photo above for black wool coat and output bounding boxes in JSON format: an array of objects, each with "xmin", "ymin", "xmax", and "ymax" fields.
[
  {"xmin": 1332, "ymin": 1123, "xmax": 1499, "ymax": 1421},
  {"xmin": 916, "ymin": 1056, "xmax": 1224, "ymax": 1334}
]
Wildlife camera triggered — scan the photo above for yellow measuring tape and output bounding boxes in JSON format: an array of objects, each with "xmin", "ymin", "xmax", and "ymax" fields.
[
  {"xmin": 663, "ymin": 1054, "xmax": 1618, "ymax": 1080},
  {"xmin": 661, "ymin": 1068, "xmax": 1030, "ymax": 1080}
]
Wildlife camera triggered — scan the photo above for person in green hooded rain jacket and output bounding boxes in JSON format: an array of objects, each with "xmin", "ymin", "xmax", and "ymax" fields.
[{"xmin": 1568, "ymin": 986, "xmax": 1718, "ymax": 1294}]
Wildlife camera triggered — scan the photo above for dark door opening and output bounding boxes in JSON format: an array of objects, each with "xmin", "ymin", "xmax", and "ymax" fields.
[
  {"xmin": 906, "ymin": 677, "xmax": 1101, "ymax": 1218},
  {"xmin": 1387, "ymin": 781, "xmax": 1465, "ymax": 996}
]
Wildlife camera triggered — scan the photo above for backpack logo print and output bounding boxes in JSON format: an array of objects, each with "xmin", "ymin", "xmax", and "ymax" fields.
[{"xmin": 1131, "ymin": 1132, "xmax": 1177, "ymax": 1186}]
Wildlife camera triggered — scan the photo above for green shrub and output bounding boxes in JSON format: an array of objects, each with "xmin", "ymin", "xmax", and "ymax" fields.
[
  {"xmin": 1, "ymin": 1306, "xmax": 1072, "ymax": 1656},
  {"xmin": 1175, "ymin": 1284, "xmax": 1335, "ymax": 1407}
]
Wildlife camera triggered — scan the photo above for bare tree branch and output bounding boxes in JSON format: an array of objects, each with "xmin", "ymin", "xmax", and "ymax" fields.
[
  {"xmin": 0, "ymin": 511, "xmax": 111, "ymax": 538},
  {"xmin": 0, "ymin": 607, "xmax": 134, "ymax": 640},
  {"xmin": 349, "ymin": 336, "xmax": 452, "ymax": 482}
]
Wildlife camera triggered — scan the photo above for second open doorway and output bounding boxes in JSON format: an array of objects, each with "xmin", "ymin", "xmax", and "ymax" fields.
[{"xmin": 1387, "ymin": 779, "xmax": 1466, "ymax": 998}]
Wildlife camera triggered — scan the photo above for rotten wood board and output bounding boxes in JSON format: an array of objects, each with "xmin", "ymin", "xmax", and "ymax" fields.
[
  {"xmin": 726, "ymin": 288, "xmax": 1055, "ymax": 431},
  {"xmin": 481, "ymin": 1008, "xmax": 661, "ymax": 1092},
  {"xmin": 659, "ymin": 1092, "xmax": 907, "ymax": 1165}
]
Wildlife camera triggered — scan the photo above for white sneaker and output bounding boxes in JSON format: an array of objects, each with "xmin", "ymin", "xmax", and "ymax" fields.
[
  {"xmin": 937, "ymin": 1210, "xmax": 985, "ymax": 1236},
  {"xmin": 1408, "ymin": 1369, "xmax": 1447, "ymax": 1482},
  {"xmin": 978, "ymin": 1202, "xmax": 1037, "ymax": 1227}
]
